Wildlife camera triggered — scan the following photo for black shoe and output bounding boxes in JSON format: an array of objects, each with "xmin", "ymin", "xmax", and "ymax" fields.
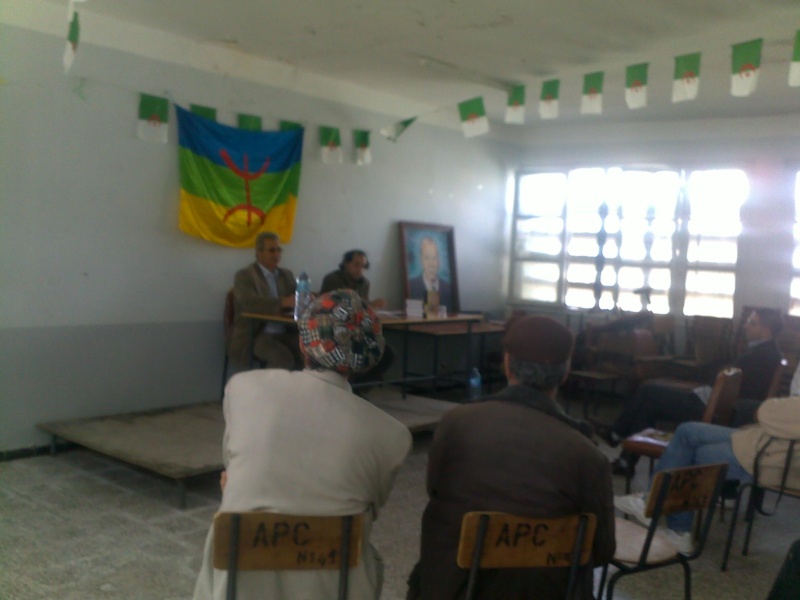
[
  {"xmin": 611, "ymin": 458, "xmax": 635, "ymax": 478},
  {"xmin": 588, "ymin": 418, "xmax": 620, "ymax": 448}
]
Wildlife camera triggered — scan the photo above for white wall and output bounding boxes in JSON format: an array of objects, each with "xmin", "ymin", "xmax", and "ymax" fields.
[{"xmin": 0, "ymin": 24, "xmax": 514, "ymax": 451}]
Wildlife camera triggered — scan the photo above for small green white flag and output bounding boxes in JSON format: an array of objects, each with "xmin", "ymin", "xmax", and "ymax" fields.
[
  {"xmin": 380, "ymin": 117, "xmax": 416, "ymax": 142},
  {"xmin": 237, "ymin": 114, "xmax": 262, "ymax": 131},
  {"xmin": 789, "ymin": 30, "xmax": 800, "ymax": 87},
  {"xmin": 672, "ymin": 52, "xmax": 701, "ymax": 103},
  {"xmin": 731, "ymin": 39, "xmax": 763, "ymax": 97},
  {"xmin": 580, "ymin": 72, "xmax": 604, "ymax": 115},
  {"xmin": 279, "ymin": 120, "xmax": 304, "ymax": 131},
  {"xmin": 137, "ymin": 93, "xmax": 169, "ymax": 144},
  {"xmin": 625, "ymin": 63, "xmax": 649, "ymax": 110},
  {"xmin": 319, "ymin": 126, "xmax": 342, "ymax": 164},
  {"xmin": 505, "ymin": 85, "xmax": 526, "ymax": 124},
  {"xmin": 353, "ymin": 130, "xmax": 371, "ymax": 166},
  {"xmin": 539, "ymin": 79, "xmax": 560, "ymax": 120},
  {"xmin": 63, "ymin": 2, "xmax": 80, "ymax": 73},
  {"xmin": 458, "ymin": 96, "xmax": 489, "ymax": 138}
]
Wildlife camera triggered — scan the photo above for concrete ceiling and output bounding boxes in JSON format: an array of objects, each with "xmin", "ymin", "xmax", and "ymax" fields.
[{"xmin": 43, "ymin": 0, "xmax": 800, "ymax": 126}]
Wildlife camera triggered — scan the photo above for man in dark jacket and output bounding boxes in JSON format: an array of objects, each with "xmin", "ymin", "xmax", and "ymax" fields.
[
  {"xmin": 595, "ymin": 308, "xmax": 783, "ymax": 475},
  {"xmin": 407, "ymin": 315, "xmax": 615, "ymax": 600}
]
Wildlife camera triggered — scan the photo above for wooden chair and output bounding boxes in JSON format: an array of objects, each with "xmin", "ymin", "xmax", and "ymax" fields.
[
  {"xmin": 721, "ymin": 437, "xmax": 800, "ymax": 571},
  {"xmin": 213, "ymin": 512, "xmax": 363, "ymax": 600},
  {"xmin": 599, "ymin": 463, "xmax": 729, "ymax": 600},
  {"xmin": 620, "ymin": 367, "xmax": 741, "ymax": 493},
  {"xmin": 457, "ymin": 511, "xmax": 596, "ymax": 600}
]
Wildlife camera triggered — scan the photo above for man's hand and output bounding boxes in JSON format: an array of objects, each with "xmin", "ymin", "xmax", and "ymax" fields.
[
  {"xmin": 281, "ymin": 295, "xmax": 295, "ymax": 308},
  {"xmin": 220, "ymin": 470, "xmax": 228, "ymax": 491}
]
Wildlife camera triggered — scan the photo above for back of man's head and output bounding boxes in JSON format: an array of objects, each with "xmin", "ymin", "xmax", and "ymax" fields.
[
  {"xmin": 502, "ymin": 315, "xmax": 574, "ymax": 391},
  {"xmin": 753, "ymin": 308, "xmax": 783, "ymax": 338}
]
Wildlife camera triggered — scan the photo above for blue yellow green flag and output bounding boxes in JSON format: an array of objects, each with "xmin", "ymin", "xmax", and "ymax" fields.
[{"xmin": 176, "ymin": 105, "xmax": 303, "ymax": 247}]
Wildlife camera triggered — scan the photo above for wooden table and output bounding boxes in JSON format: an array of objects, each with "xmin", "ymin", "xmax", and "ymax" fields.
[{"xmin": 242, "ymin": 311, "xmax": 486, "ymax": 398}]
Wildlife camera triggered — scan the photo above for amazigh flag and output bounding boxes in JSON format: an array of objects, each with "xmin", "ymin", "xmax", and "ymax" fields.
[
  {"xmin": 790, "ymin": 30, "xmax": 800, "ymax": 87},
  {"xmin": 672, "ymin": 52, "xmax": 701, "ymax": 103},
  {"xmin": 505, "ymin": 85, "xmax": 526, "ymax": 124},
  {"xmin": 137, "ymin": 93, "xmax": 169, "ymax": 144},
  {"xmin": 175, "ymin": 105, "xmax": 303, "ymax": 247},
  {"xmin": 62, "ymin": 0, "xmax": 85, "ymax": 73},
  {"xmin": 580, "ymin": 72, "xmax": 604, "ymax": 115},
  {"xmin": 353, "ymin": 130, "xmax": 371, "ymax": 166},
  {"xmin": 539, "ymin": 79, "xmax": 560, "ymax": 120},
  {"xmin": 238, "ymin": 114, "xmax": 262, "ymax": 131},
  {"xmin": 458, "ymin": 96, "xmax": 489, "ymax": 138},
  {"xmin": 380, "ymin": 117, "xmax": 416, "ymax": 142},
  {"xmin": 625, "ymin": 63, "xmax": 649, "ymax": 110},
  {"xmin": 280, "ymin": 120, "xmax": 303, "ymax": 131},
  {"xmin": 731, "ymin": 39, "xmax": 763, "ymax": 97},
  {"xmin": 319, "ymin": 126, "xmax": 342, "ymax": 164},
  {"xmin": 191, "ymin": 104, "xmax": 217, "ymax": 121}
]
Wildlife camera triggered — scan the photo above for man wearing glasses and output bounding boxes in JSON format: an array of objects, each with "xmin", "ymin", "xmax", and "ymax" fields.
[{"xmin": 228, "ymin": 231, "xmax": 303, "ymax": 370}]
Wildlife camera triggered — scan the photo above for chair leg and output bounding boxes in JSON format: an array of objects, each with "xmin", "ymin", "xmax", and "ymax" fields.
[
  {"xmin": 606, "ymin": 569, "xmax": 624, "ymax": 600},
  {"xmin": 721, "ymin": 484, "xmax": 748, "ymax": 571},
  {"xmin": 597, "ymin": 564, "xmax": 609, "ymax": 599},
  {"xmin": 742, "ymin": 489, "xmax": 759, "ymax": 557},
  {"xmin": 680, "ymin": 556, "xmax": 692, "ymax": 600}
]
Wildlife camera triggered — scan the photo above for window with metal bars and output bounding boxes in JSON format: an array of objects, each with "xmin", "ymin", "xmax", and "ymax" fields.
[{"xmin": 509, "ymin": 167, "xmax": 747, "ymax": 318}]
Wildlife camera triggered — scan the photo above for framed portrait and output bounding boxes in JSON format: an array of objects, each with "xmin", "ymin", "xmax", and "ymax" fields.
[{"xmin": 399, "ymin": 221, "xmax": 460, "ymax": 314}]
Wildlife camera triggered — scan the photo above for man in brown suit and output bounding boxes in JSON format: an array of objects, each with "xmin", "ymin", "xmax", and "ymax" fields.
[
  {"xmin": 228, "ymin": 232, "xmax": 303, "ymax": 370},
  {"xmin": 407, "ymin": 315, "xmax": 615, "ymax": 600}
]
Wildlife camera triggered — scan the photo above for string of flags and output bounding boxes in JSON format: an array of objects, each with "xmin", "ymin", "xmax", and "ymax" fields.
[{"xmin": 64, "ymin": 0, "xmax": 800, "ymax": 157}]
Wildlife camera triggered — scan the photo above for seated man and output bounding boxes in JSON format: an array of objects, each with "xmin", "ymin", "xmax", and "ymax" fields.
[
  {"xmin": 228, "ymin": 231, "xmax": 303, "ymax": 370},
  {"xmin": 595, "ymin": 308, "xmax": 783, "ymax": 475},
  {"xmin": 193, "ymin": 290, "xmax": 413, "ymax": 600},
  {"xmin": 407, "ymin": 316, "xmax": 615, "ymax": 600},
  {"xmin": 614, "ymin": 395, "xmax": 800, "ymax": 554}
]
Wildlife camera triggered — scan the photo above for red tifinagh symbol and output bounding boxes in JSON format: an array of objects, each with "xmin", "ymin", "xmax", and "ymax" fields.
[
  {"xmin": 681, "ymin": 70, "xmax": 696, "ymax": 84},
  {"xmin": 739, "ymin": 63, "xmax": 756, "ymax": 77},
  {"xmin": 630, "ymin": 80, "xmax": 643, "ymax": 92},
  {"xmin": 219, "ymin": 149, "xmax": 271, "ymax": 226},
  {"xmin": 146, "ymin": 114, "xmax": 163, "ymax": 127}
]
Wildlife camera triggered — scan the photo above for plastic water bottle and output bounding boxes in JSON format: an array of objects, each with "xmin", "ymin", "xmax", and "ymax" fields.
[
  {"xmin": 468, "ymin": 368, "xmax": 482, "ymax": 401},
  {"xmin": 294, "ymin": 271, "xmax": 311, "ymax": 320}
]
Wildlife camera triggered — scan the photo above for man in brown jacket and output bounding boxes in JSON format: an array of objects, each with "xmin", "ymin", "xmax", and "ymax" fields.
[
  {"xmin": 228, "ymin": 232, "xmax": 302, "ymax": 370},
  {"xmin": 407, "ymin": 315, "xmax": 616, "ymax": 600}
]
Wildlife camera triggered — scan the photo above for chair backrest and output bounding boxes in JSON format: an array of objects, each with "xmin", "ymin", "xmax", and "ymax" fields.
[
  {"xmin": 689, "ymin": 315, "xmax": 733, "ymax": 366},
  {"xmin": 701, "ymin": 367, "xmax": 742, "ymax": 426},
  {"xmin": 640, "ymin": 463, "xmax": 728, "ymax": 561},
  {"xmin": 223, "ymin": 288, "xmax": 236, "ymax": 344},
  {"xmin": 213, "ymin": 512, "xmax": 363, "ymax": 600},
  {"xmin": 457, "ymin": 511, "xmax": 597, "ymax": 600},
  {"xmin": 765, "ymin": 359, "xmax": 788, "ymax": 400}
]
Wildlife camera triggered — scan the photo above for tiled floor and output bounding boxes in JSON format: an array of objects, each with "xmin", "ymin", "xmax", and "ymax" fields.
[{"xmin": 1, "ymin": 399, "xmax": 795, "ymax": 599}]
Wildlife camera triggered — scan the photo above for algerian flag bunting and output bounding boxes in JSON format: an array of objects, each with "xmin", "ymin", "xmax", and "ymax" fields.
[
  {"xmin": 672, "ymin": 52, "xmax": 701, "ymax": 103},
  {"xmin": 625, "ymin": 63, "xmax": 649, "ymax": 110},
  {"xmin": 789, "ymin": 30, "xmax": 800, "ymax": 87},
  {"xmin": 63, "ymin": 2, "xmax": 80, "ymax": 73},
  {"xmin": 458, "ymin": 96, "xmax": 489, "ymax": 138},
  {"xmin": 580, "ymin": 72, "xmax": 604, "ymax": 115},
  {"xmin": 539, "ymin": 79, "xmax": 560, "ymax": 120},
  {"xmin": 353, "ymin": 130, "xmax": 371, "ymax": 166},
  {"xmin": 319, "ymin": 126, "xmax": 342, "ymax": 164},
  {"xmin": 379, "ymin": 117, "xmax": 416, "ymax": 142},
  {"xmin": 731, "ymin": 38, "xmax": 763, "ymax": 97},
  {"xmin": 237, "ymin": 114, "xmax": 262, "ymax": 131},
  {"xmin": 505, "ymin": 85, "xmax": 526, "ymax": 124},
  {"xmin": 137, "ymin": 93, "xmax": 170, "ymax": 143}
]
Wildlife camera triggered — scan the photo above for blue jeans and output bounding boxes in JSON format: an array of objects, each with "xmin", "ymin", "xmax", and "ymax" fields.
[{"xmin": 654, "ymin": 422, "xmax": 752, "ymax": 532}]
